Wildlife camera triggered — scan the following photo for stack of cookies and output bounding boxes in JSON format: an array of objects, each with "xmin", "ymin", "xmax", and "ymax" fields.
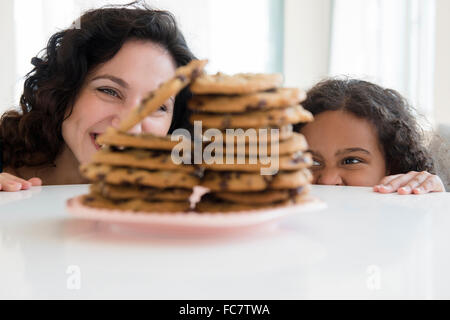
[
  {"xmin": 78, "ymin": 60, "xmax": 207, "ymax": 213},
  {"xmin": 188, "ymin": 72, "xmax": 314, "ymax": 212}
]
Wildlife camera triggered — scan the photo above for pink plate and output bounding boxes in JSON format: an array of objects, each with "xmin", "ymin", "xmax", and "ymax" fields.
[{"xmin": 66, "ymin": 195, "xmax": 326, "ymax": 235}]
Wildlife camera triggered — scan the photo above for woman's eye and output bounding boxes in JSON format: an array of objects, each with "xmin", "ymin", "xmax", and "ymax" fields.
[
  {"xmin": 312, "ymin": 159, "xmax": 321, "ymax": 166},
  {"xmin": 342, "ymin": 158, "xmax": 362, "ymax": 165},
  {"xmin": 158, "ymin": 105, "xmax": 168, "ymax": 112},
  {"xmin": 98, "ymin": 88, "xmax": 120, "ymax": 98}
]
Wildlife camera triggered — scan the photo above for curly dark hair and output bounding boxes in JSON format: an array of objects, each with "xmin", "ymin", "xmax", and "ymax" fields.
[
  {"xmin": 0, "ymin": 1, "xmax": 195, "ymax": 169},
  {"xmin": 294, "ymin": 78, "xmax": 435, "ymax": 175}
]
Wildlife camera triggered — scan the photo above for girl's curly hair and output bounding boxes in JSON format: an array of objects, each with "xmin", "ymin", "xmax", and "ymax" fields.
[
  {"xmin": 294, "ymin": 78, "xmax": 435, "ymax": 175},
  {"xmin": 0, "ymin": 1, "xmax": 195, "ymax": 169}
]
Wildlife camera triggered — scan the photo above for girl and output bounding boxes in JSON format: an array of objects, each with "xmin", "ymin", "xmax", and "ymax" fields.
[
  {"xmin": 0, "ymin": 2, "xmax": 195, "ymax": 191},
  {"xmin": 296, "ymin": 78, "xmax": 446, "ymax": 194}
]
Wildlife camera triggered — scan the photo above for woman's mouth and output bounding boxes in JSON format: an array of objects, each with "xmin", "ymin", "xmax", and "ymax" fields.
[{"xmin": 90, "ymin": 133, "xmax": 103, "ymax": 150}]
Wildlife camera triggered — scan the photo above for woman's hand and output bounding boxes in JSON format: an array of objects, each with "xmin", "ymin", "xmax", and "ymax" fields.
[
  {"xmin": 0, "ymin": 173, "xmax": 42, "ymax": 192},
  {"xmin": 373, "ymin": 171, "xmax": 445, "ymax": 195}
]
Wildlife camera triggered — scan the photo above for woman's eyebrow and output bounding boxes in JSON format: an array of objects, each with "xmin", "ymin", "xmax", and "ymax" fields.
[
  {"xmin": 335, "ymin": 148, "xmax": 371, "ymax": 156},
  {"xmin": 91, "ymin": 74, "xmax": 129, "ymax": 89}
]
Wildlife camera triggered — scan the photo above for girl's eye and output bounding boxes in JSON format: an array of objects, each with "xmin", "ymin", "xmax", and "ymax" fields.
[
  {"xmin": 342, "ymin": 158, "xmax": 362, "ymax": 165},
  {"xmin": 98, "ymin": 87, "xmax": 120, "ymax": 98}
]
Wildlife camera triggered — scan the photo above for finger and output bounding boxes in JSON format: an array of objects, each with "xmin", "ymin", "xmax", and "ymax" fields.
[
  {"xmin": 378, "ymin": 174, "xmax": 402, "ymax": 186},
  {"xmin": 0, "ymin": 175, "xmax": 30, "ymax": 191},
  {"xmin": 28, "ymin": 177, "xmax": 42, "ymax": 186},
  {"xmin": 1, "ymin": 180, "xmax": 23, "ymax": 192},
  {"xmin": 378, "ymin": 171, "xmax": 420, "ymax": 194},
  {"xmin": 398, "ymin": 171, "xmax": 430, "ymax": 195},
  {"xmin": 374, "ymin": 174, "xmax": 402, "ymax": 192},
  {"xmin": 0, "ymin": 177, "xmax": 22, "ymax": 191},
  {"xmin": 0, "ymin": 173, "xmax": 32, "ymax": 189},
  {"xmin": 413, "ymin": 176, "xmax": 445, "ymax": 194}
]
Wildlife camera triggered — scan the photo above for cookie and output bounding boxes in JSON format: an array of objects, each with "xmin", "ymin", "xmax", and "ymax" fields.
[
  {"xmin": 119, "ymin": 59, "xmax": 208, "ymax": 132},
  {"xmin": 199, "ymin": 125, "xmax": 294, "ymax": 144},
  {"xmin": 190, "ymin": 105, "xmax": 313, "ymax": 129},
  {"xmin": 96, "ymin": 127, "xmax": 190, "ymax": 151},
  {"xmin": 214, "ymin": 132, "xmax": 308, "ymax": 156},
  {"xmin": 190, "ymin": 72, "xmax": 283, "ymax": 95},
  {"xmin": 81, "ymin": 194, "xmax": 190, "ymax": 213},
  {"xmin": 80, "ymin": 163, "xmax": 199, "ymax": 189},
  {"xmin": 200, "ymin": 151, "xmax": 312, "ymax": 172},
  {"xmin": 201, "ymin": 168, "xmax": 313, "ymax": 192},
  {"xmin": 212, "ymin": 185, "xmax": 310, "ymax": 205},
  {"xmin": 90, "ymin": 182, "xmax": 192, "ymax": 201},
  {"xmin": 188, "ymin": 88, "xmax": 306, "ymax": 113},
  {"xmin": 195, "ymin": 192, "xmax": 311, "ymax": 213},
  {"xmin": 92, "ymin": 148, "xmax": 194, "ymax": 172}
]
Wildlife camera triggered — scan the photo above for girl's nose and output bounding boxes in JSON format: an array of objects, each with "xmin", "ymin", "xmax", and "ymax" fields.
[{"xmin": 316, "ymin": 168, "xmax": 344, "ymax": 186}]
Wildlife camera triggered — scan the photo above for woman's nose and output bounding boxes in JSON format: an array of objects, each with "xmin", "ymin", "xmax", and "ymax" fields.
[{"xmin": 315, "ymin": 168, "xmax": 344, "ymax": 186}]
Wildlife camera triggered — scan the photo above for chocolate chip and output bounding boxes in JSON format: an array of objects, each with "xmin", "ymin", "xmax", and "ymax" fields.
[
  {"xmin": 263, "ymin": 176, "xmax": 273, "ymax": 184},
  {"xmin": 96, "ymin": 173, "xmax": 106, "ymax": 180},
  {"xmin": 191, "ymin": 167, "xmax": 205, "ymax": 178},
  {"xmin": 177, "ymin": 74, "xmax": 187, "ymax": 82},
  {"xmin": 84, "ymin": 197, "xmax": 95, "ymax": 203},
  {"xmin": 246, "ymin": 100, "xmax": 267, "ymax": 112},
  {"xmin": 219, "ymin": 180, "xmax": 228, "ymax": 190},
  {"xmin": 290, "ymin": 152, "xmax": 306, "ymax": 164},
  {"xmin": 191, "ymin": 68, "xmax": 202, "ymax": 80},
  {"xmin": 135, "ymin": 177, "xmax": 144, "ymax": 184},
  {"xmin": 120, "ymin": 180, "xmax": 132, "ymax": 187},
  {"xmin": 221, "ymin": 117, "xmax": 232, "ymax": 129},
  {"xmin": 289, "ymin": 187, "xmax": 303, "ymax": 197},
  {"xmin": 110, "ymin": 146, "xmax": 126, "ymax": 152}
]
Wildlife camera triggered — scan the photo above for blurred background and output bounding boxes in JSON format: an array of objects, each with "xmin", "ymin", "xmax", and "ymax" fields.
[{"xmin": 0, "ymin": 0, "xmax": 449, "ymax": 129}]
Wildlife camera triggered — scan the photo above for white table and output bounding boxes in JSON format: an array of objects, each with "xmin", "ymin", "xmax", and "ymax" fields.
[{"xmin": 0, "ymin": 185, "xmax": 449, "ymax": 299}]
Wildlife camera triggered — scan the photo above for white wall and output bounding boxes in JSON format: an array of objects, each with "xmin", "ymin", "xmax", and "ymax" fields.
[
  {"xmin": 434, "ymin": 0, "xmax": 450, "ymax": 125},
  {"xmin": 0, "ymin": 0, "xmax": 16, "ymax": 114},
  {"xmin": 283, "ymin": 0, "xmax": 332, "ymax": 90}
]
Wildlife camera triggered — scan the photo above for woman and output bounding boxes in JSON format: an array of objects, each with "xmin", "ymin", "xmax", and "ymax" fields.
[
  {"xmin": 296, "ymin": 78, "xmax": 445, "ymax": 194},
  {"xmin": 0, "ymin": 2, "xmax": 195, "ymax": 191}
]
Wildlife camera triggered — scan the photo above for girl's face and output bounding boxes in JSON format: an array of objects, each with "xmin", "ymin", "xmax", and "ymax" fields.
[
  {"xmin": 300, "ymin": 110, "xmax": 387, "ymax": 186},
  {"xmin": 62, "ymin": 40, "xmax": 176, "ymax": 164}
]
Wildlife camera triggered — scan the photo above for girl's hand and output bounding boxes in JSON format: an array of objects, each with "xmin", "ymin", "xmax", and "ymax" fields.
[
  {"xmin": 0, "ymin": 173, "xmax": 42, "ymax": 192},
  {"xmin": 373, "ymin": 171, "xmax": 445, "ymax": 195}
]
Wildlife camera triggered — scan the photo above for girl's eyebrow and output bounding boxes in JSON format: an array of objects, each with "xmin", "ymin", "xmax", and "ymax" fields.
[
  {"xmin": 307, "ymin": 149, "xmax": 323, "ymax": 159},
  {"xmin": 91, "ymin": 74, "xmax": 129, "ymax": 89},
  {"xmin": 335, "ymin": 148, "xmax": 371, "ymax": 156}
]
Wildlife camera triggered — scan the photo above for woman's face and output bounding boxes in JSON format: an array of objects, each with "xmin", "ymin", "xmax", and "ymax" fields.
[
  {"xmin": 62, "ymin": 40, "xmax": 176, "ymax": 164},
  {"xmin": 300, "ymin": 110, "xmax": 387, "ymax": 186}
]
